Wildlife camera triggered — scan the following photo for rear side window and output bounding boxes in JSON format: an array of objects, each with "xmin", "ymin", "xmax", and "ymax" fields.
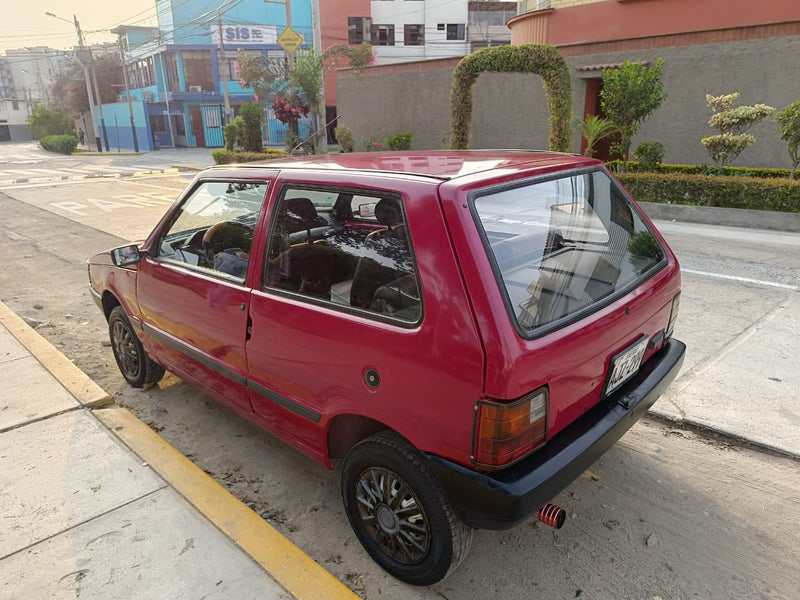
[
  {"xmin": 473, "ymin": 169, "xmax": 665, "ymax": 336},
  {"xmin": 263, "ymin": 187, "xmax": 422, "ymax": 324}
]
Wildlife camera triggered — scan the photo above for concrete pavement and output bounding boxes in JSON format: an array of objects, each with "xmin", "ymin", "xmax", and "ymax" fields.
[{"xmin": 0, "ymin": 300, "xmax": 358, "ymax": 600}]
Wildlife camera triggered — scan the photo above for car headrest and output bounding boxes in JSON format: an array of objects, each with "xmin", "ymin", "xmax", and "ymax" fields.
[
  {"xmin": 374, "ymin": 197, "xmax": 404, "ymax": 227},
  {"xmin": 280, "ymin": 197, "xmax": 319, "ymax": 230}
]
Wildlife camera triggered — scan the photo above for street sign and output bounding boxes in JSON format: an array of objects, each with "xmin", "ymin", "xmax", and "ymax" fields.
[{"xmin": 276, "ymin": 27, "xmax": 304, "ymax": 55}]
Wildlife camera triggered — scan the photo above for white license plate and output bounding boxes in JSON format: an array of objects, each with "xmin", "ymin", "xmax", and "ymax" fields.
[{"xmin": 603, "ymin": 336, "xmax": 649, "ymax": 398}]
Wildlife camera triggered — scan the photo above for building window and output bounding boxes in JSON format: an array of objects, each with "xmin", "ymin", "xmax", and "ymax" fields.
[
  {"xmin": 371, "ymin": 24, "xmax": 396, "ymax": 46},
  {"xmin": 128, "ymin": 57, "xmax": 156, "ymax": 89},
  {"xmin": 150, "ymin": 115, "xmax": 166, "ymax": 132},
  {"xmin": 446, "ymin": 23, "xmax": 466, "ymax": 40},
  {"xmin": 404, "ymin": 24, "xmax": 424, "ymax": 46},
  {"xmin": 348, "ymin": 17, "xmax": 372, "ymax": 45},
  {"xmin": 165, "ymin": 53, "xmax": 181, "ymax": 93},
  {"xmin": 11, "ymin": 101, "xmax": 19, "ymax": 110},
  {"xmin": 182, "ymin": 50, "xmax": 214, "ymax": 92},
  {"xmin": 468, "ymin": 2, "xmax": 517, "ymax": 27}
]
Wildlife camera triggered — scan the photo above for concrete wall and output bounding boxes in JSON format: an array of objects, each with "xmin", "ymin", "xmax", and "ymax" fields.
[{"xmin": 336, "ymin": 35, "xmax": 800, "ymax": 169}]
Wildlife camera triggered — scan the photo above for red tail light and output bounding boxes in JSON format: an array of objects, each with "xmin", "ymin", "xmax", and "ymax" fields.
[{"xmin": 473, "ymin": 387, "xmax": 548, "ymax": 469}]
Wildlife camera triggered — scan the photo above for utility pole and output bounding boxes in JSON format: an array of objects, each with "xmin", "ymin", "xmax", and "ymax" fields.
[
  {"xmin": 90, "ymin": 58, "xmax": 110, "ymax": 151},
  {"xmin": 310, "ymin": 0, "xmax": 326, "ymax": 152},
  {"xmin": 46, "ymin": 12, "xmax": 103, "ymax": 152},
  {"xmin": 115, "ymin": 30, "xmax": 139, "ymax": 152},
  {"xmin": 217, "ymin": 14, "xmax": 232, "ymax": 123}
]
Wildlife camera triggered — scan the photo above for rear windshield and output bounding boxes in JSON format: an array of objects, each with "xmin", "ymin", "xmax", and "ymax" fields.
[{"xmin": 473, "ymin": 169, "xmax": 665, "ymax": 336}]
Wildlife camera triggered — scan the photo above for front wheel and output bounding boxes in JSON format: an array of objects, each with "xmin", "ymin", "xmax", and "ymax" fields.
[
  {"xmin": 108, "ymin": 306, "xmax": 165, "ymax": 388},
  {"xmin": 341, "ymin": 432, "xmax": 472, "ymax": 586}
]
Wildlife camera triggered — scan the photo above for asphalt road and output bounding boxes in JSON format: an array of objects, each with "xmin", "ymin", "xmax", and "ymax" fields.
[{"xmin": 1, "ymin": 161, "xmax": 799, "ymax": 599}]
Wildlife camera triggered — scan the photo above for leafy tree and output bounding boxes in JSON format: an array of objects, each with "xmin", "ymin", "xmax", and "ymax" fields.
[
  {"xmin": 291, "ymin": 50, "xmax": 326, "ymax": 153},
  {"xmin": 51, "ymin": 55, "xmax": 121, "ymax": 114},
  {"xmin": 323, "ymin": 43, "xmax": 375, "ymax": 78},
  {"xmin": 577, "ymin": 114, "xmax": 616, "ymax": 158},
  {"xmin": 238, "ymin": 103, "xmax": 264, "ymax": 152},
  {"xmin": 775, "ymin": 98, "xmax": 800, "ymax": 179},
  {"xmin": 26, "ymin": 105, "xmax": 74, "ymax": 139},
  {"xmin": 701, "ymin": 92, "xmax": 773, "ymax": 166},
  {"xmin": 633, "ymin": 141, "xmax": 665, "ymax": 170},
  {"xmin": 601, "ymin": 59, "xmax": 667, "ymax": 170}
]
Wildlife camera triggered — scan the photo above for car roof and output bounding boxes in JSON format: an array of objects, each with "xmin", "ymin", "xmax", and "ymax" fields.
[{"xmin": 210, "ymin": 150, "xmax": 598, "ymax": 181}]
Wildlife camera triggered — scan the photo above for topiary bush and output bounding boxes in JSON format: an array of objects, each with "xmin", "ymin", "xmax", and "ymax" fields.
[
  {"xmin": 617, "ymin": 172, "xmax": 800, "ymax": 213},
  {"xmin": 211, "ymin": 148, "xmax": 288, "ymax": 165},
  {"xmin": 334, "ymin": 125, "xmax": 355, "ymax": 153},
  {"xmin": 386, "ymin": 131, "xmax": 413, "ymax": 151},
  {"xmin": 633, "ymin": 142, "xmax": 665, "ymax": 170},
  {"xmin": 238, "ymin": 103, "xmax": 265, "ymax": 152},
  {"xmin": 450, "ymin": 44, "xmax": 572, "ymax": 152},
  {"xmin": 40, "ymin": 134, "xmax": 79, "ymax": 155},
  {"xmin": 222, "ymin": 116, "xmax": 244, "ymax": 151},
  {"xmin": 606, "ymin": 161, "xmax": 792, "ymax": 179}
]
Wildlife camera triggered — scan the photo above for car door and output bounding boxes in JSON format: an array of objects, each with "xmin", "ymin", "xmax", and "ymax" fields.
[
  {"xmin": 136, "ymin": 179, "xmax": 270, "ymax": 412},
  {"xmin": 246, "ymin": 174, "xmax": 484, "ymax": 465}
]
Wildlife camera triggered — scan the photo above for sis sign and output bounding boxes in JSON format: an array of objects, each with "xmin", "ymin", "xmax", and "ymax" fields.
[{"xmin": 212, "ymin": 25, "xmax": 278, "ymax": 45}]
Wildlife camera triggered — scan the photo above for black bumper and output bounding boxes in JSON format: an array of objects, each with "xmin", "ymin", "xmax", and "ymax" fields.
[{"xmin": 427, "ymin": 339, "xmax": 686, "ymax": 530}]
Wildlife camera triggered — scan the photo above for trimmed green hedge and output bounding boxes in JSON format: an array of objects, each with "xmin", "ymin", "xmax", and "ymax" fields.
[
  {"xmin": 618, "ymin": 172, "xmax": 800, "ymax": 213},
  {"xmin": 211, "ymin": 148, "xmax": 288, "ymax": 165},
  {"xmin": 608, "ymin": 160, "xmax": 792, "ymax": 179},
  {"xmin": 40, "ymin": 134, "xmax": 78, "ymax": 155}
]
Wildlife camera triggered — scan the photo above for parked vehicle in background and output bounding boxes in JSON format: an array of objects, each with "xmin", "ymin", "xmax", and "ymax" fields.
[{"xmin": 88, "ymin": 150, "xmax": 685, "ymax": 585}]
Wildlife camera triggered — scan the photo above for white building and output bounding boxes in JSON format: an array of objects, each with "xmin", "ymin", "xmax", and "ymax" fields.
[{"xmin": 368, "ymin": 0, "xmax": 513, "ymax": 65}]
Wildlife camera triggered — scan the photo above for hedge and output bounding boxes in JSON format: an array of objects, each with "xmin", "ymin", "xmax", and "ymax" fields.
[
  {"xmin": 617, "ymin": 172, "xmax": 800, "ymax": 213},
  {"xmin": 40, "ymin": 134, "xmax": 78, "ymax": 155},
  {"xmin": 608, "ymin": 160, "xmax": 792, "ymax": 179},
  {"xmin": 211, "ymin": 148, "xmax": 288, "ymax": 165}
]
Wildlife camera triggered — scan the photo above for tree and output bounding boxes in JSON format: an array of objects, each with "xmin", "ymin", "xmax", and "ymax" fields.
[
  {"xmin": 577, "ymin": 114, "xmax": 616, "ymax": 158},
  {"xmin": 51, "ymin": 55, "xmax": 121, "ymax": 114},
  {"xmin": 26, "ymin": 105, "xmax": 74, "ymax": 139},
  {"xmin": 701, "ymin": 93, "xmax": 773, "ymax": 167},
  {"xmin": 601, "ymin": 59, "xmax": 667, "ymax": 170},
  {"xmin": 291, "ymin": 50, "xmax": 326, "ymax": 153},
  {"xmin": 238, "ymin": 103, "xmax": 264, "ymax": 152},
  {"xmin": 775, "ymin": 98, "xmax": 800, "ymax": 179}
]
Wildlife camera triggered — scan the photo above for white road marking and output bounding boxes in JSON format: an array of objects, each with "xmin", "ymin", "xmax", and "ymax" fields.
[{"xmin": 682, "ymin": 268, "xmax": 798, "ymax": 290}]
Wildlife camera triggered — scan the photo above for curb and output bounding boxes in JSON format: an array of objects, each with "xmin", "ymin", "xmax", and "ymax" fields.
[
  {"xmin": 639, "ymin": 202, "xmax": 800, "ymax": 233},
  {"xmin": 0, "ymin": 301, "xmax": 112, "ymax": 408},
  {"xmin": 0, "ymin": 299, "xmax": 358, "ymax": 600}
]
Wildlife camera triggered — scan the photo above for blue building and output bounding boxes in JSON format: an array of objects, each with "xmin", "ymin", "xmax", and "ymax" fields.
[{"xmin": 103, "ymin": 0, "xmax": 313, "ymax": 151}]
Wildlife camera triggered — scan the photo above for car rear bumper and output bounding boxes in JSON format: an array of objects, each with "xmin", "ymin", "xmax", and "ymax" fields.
[{"xmin": 427, "ymin": 338, "xmax": 686, "ymax": 530}]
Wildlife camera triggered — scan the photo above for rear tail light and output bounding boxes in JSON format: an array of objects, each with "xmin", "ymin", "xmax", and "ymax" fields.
[
  {"xmin": 473, "ymin": 387, "xmax": 548, "ymax": 469},
  {"xmin": 666, "ymin": 292, "xmax": 680, "ymax": 339}
]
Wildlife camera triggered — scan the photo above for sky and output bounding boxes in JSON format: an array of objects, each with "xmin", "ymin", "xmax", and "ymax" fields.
[{"xmin": 1, "ymin": 1, "xmax": 159, "ymax": 54}]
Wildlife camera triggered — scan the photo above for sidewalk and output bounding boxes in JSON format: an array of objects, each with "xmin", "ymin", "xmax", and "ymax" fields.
[{"xmin": 0, "ymin": 300, "xmax": 357, "ymax": 600}]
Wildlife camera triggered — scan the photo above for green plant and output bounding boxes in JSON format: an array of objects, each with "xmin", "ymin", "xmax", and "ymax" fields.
[
  {"xmin": 701, "ymin": 93, "xmax": 774, "ymax": 166},
  {"xmin": 211, "ymin": 148, "xmax": 288, "ymax": 165},
  {"xmin": 775, "ymin": 98, "xmax": 800, "ymax": 179},
  {"xmin": 39, "ymin": 134, "xmax": 79, "ymax": 155},
  {"xmin": 26, "ymin": 106, "xmax": 74, "ymax": 139},
  {"xmin": 578, "ymin": 115, "xmax": 616, "ymax": 158},
  {"xmin": 291, "ymin": 49, "xmax": 326, "ymax": 153},
  {"xmin": 386, "ymin": 132, "xmax": 413, "ymax": 151},
  {"xmin": 334, "ymin": 125, "xmax": 355, "ymax": 153},
  {"xmin": 361, "ymin": 130, "xmax": 385, "ymax": 152},
  {"xmin": 606, "ymin": 160, "xmax": 792, "ymax": 179},
  {"xmin": 633, "ymin": 141, "xmax": 665, "ymax": 170},
  {"xmin": 222, "ymin": 116, "xmax": 244, "ymax": 151},
  {"xmin": 617, "ymin": 172, "xmax": 800, "ymax": 213},
  {"xmin": 450, "ymin": 44, "xmax": 572, "ymax": 152},
  {"xmin": 238, "ymin": 103, "xmax": 265, "ymax": 153},
  {"xmin": 601, "ymin": 59, "xmax": 667, "ymax": 170}
]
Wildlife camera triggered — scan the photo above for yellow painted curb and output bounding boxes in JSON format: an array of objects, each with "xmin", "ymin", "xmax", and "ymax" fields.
[
  {"xmin": 94, "ymin": 405, "xmax": 359, "ymax": 600},
  {"xmin": 0, "ymin": 300, "xmax": 113, "ymax": 408}
]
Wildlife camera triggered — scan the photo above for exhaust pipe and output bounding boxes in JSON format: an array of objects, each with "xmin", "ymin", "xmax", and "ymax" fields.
[{"xmin": 537, "ymin": 503, "xmax": 566, "ymax": 529}]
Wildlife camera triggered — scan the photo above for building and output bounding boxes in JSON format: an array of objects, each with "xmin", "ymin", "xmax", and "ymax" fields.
[
  {"xmin": 336, "ymin": 0, "xmax": 800, "ymax": 168},
  {"xmin": 0, "ymin": 99, "xmax": 32, "ymax": 142},
  {"xmin": 99, "ymin": 0, "xmax": 314, "ymax": 151}
]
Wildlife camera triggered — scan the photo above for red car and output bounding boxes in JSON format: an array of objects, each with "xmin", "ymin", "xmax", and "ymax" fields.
[{"xmin": 88, "ymin": 150, "xmax": 684, "ymax": 585}]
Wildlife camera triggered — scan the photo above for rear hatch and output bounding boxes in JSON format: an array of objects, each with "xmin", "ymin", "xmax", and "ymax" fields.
[{"xmin": 454, "ymin": 167, "xmax": 680, "ymax": 451}]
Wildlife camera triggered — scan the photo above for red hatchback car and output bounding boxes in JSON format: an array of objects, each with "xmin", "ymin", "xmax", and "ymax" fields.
[{"xmin": 88, "ymin": 150, "xmax": 684, "ymax": 585}]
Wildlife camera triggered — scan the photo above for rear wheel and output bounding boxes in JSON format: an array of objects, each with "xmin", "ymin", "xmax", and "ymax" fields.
[
  {"xmin": 341, "ymin": 431, "xmax": 472, "ymax": 585},
  {"xmin": 108, "ymin": 306, "xmax": 164, "ymax": 388}
]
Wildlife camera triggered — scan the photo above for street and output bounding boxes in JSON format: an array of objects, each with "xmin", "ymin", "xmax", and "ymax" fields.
[{"xmin": 1, "ymin": 145, "xmax": 799, "ymax": 599}]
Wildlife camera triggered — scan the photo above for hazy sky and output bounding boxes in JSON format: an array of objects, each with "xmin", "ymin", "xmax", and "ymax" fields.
[{"xmin": 2, "ymin": 1, "xmax": 158, "ymax": 53}]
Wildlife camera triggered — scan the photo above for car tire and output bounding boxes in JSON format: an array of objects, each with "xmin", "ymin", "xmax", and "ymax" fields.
[
  {"xmin": 341, "ymin": 431, "xmax": 473, "ymax": 586},
  {"xmin": 108, "ymin": 306, "xmax": 165, "ymax": 388}
]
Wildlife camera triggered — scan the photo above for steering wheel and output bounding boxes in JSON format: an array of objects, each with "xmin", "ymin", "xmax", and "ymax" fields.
[{"xmin": 202, "ymin": 221, "xmax": 254, "ymax": 265}]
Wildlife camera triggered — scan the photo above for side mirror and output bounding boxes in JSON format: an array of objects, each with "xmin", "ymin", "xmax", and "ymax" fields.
[
  {"xmin": 358, "ymin": 203, "xmax": 377, "ymax": 218},
  {"xmin": 111, "ymin": 244, "xmax": 142, "ymax": 267}
]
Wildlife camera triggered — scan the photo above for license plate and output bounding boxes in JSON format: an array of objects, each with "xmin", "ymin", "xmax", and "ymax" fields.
[{"xmin": 603, "ymin": 335, "xmax": 649, "ymax": 398}]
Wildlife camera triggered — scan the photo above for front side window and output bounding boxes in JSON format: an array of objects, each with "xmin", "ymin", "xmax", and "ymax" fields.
[
  {"xmin": 473, "ymin": 170, "xmax": 665, "ymax": 336},
  {"xmin": 264, "ymin": 187, "xmax": 421, "ymax": 324},
  {"xmin": 156, "ymin": 181, "xmax": 268, "ymax": 283}
]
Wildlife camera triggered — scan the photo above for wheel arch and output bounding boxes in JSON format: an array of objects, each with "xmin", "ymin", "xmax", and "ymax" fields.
[{"xmin": 326, "ymin": 413, "xmax": 400, "ymax": 461}]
